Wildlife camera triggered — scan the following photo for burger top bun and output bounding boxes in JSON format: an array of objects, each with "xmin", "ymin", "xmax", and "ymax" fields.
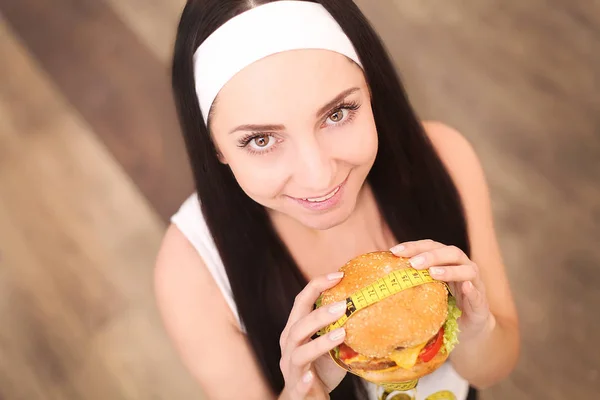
[{"xmin": 320, "ymin": 251, "xmax": 448, "ymax": 358}]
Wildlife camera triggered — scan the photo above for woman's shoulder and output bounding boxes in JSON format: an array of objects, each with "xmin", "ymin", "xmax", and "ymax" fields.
[
  {"xmin": 153, "ymin": 224, "xmax": 272, "ymax": 398},
  {"xmin": 154, "ymin": 221, "xmax": 241, "ymax": 330},
  {"xmin": 422, "ymin": 120, "xmax": 487, "ymax": 201},
  {"xmin": 154, "ymin": 223, "xmax": 219, "ymax": 314},
  {"xmin": 422, "ymin": 121, "xmax": 480, "ymax": 175}
]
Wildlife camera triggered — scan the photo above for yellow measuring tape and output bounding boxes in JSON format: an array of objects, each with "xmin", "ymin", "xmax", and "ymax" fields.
[
  {"xmin": 378, "ymin": 389, "xmax": 457, "ymax": 400},
  {"xmin": 317, "ymin": 267, "xmax": 444, "ymax": 336},
  {"xmin": 381, "ymin": 380, "xmax": 419, "ymax": 391}
]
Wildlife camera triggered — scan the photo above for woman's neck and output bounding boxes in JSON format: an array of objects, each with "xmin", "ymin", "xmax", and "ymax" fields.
[{"xmin": 270, "ymin": 183, "xmax": 396, "ymax": 279}]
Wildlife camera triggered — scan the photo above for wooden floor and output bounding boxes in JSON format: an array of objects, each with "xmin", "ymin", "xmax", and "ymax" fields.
[{"xmin": 1, "ymin": 1, "xmax": 598, "ymax": 399}]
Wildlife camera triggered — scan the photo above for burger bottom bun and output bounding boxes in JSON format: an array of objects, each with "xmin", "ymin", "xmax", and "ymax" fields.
[{"xmin": 350, "ymin": 349, "xmax": 449, "ymax": 383}]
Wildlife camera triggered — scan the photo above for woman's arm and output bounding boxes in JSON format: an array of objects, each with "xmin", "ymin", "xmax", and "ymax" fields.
[
  {"xmin": 424, "ymin": 121, "xmax": 521, "ymax": 389},
  {"xmin": 154, "ymin": 224, "xmax": 276, "ymax": 400}
]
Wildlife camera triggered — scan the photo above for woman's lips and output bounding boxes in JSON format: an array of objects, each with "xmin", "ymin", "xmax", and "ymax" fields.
[
  {"xmin": 301, "ymin": 185, "xmax": 341, "ymax": 202},
  {"xmin": 289, "ymin": 177, "xmax": 348, "ymax": 212}
]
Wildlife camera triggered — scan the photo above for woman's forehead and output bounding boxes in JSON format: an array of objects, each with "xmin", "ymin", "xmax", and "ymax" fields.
[{"xmin": 210, "ymin": 49, "xmax": 365, "ymax": 128}]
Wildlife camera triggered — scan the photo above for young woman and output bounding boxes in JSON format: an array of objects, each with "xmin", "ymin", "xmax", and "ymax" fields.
[{"xmin": 154, "ymin": 1, "xmax": 520, "ymax": 399}]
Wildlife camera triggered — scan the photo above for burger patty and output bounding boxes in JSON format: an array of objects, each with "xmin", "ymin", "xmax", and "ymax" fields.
[
  {"xmin": 342, "ymin": 329, "xmax": 443, "ymax": 372},
  {"xmin": 347, "ymin": 359, "xmax": 397, "ymax": 371}
]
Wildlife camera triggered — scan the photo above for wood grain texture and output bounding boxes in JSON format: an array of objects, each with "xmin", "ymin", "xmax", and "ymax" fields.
[
  {"xmin": 0, "ymin": 19, "xmax": 204, "ymax": 400},
  {"xmin": 1, "ymin": 0, "xmax": 599, "ymax": 399},
  {"xmin": 1, "ymin": 0, "xmax": 194, "ymax": 221},
  {"xmin": 104, "ymin": 0, "xmax": 186, "ymax": 62}
]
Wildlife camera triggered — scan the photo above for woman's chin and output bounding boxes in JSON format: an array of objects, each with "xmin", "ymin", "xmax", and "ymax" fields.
[{"xmin": 300, "ymin": 214, "xmax": 348, "ymax": 231}]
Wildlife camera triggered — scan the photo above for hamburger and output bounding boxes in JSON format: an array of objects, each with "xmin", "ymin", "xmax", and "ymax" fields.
[{"xmin": 317, "ymin": 251, "xmax": 462, "ymax": 383}]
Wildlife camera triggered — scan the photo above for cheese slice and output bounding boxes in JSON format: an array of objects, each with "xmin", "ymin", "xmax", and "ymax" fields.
[
  {"xmin": 342, "ymin": 353, "xmax": 370, "ymax": 364},
  {"xmin": 388, "ymin": 341, "xmax": 428, "ymax": 369},
  {"xmin": 341, "ymin": 341, "xmax": 428, "ymax": 370}
]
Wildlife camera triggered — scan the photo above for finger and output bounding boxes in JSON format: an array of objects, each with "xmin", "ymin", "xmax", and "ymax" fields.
[
  {"xmin": 408, "ymin": 245, "xmax": 470, "ymax": 270},
  {"xmin": 281, "ymin": 272, "xmax": 344, "ymax": 348},
  {"xmin": 451, "ymin": 282, "xmax": 465, "ymax": 309},
  {"xmin": 289, "ymin": 328, "xmax": 346, "ymax": 372},
  {"xmin": 286, "ymin": 370, "xmax": 315, "ymax": 400},
  {"xmin": 430, "ymin": 262, "xmax": 486, "ymax": 296},
  {"xmin": 390, "ymin": 239, "xmax": 444, "ymax": 257},
  {"xmin": 285, "ymin": 328, "xmax": 345, "ymax": 399},
  {"xmin": 285, "ymin": 300, "xmax": 347, "ymax": 354},
  {"xmin": 427, "ymin": 264, "xmax": 478, "ymax": 283},
  {"xmin": 462, "ymin": 281, "xmax": 490, "ymax": 321}
]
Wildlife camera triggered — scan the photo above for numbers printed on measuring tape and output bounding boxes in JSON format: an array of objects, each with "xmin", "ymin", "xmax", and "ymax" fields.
[{"xmin": 317, "ymin": 268, "xmax": 449, "ymax": 336}]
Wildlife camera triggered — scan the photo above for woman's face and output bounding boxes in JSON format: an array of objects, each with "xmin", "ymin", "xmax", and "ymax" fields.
[{"xmin": 209, "ymin": 49, "xmax": 378, "ymax": 230}]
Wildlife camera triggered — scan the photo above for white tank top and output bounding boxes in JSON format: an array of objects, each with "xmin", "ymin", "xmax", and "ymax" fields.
[{"xmin": 170, "ymin": 193, "xmax": 471, "ymax": 400}]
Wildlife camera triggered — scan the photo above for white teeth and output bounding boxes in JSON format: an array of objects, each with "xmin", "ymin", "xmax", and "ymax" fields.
[{"xmin": 303, "ymin": 186, "xmax": 340, "ymax": 202}]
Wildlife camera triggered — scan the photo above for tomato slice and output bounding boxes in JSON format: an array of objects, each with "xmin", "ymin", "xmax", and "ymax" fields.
[
  {"xmin": 418, "ymin": 327, "xmax": 444, "ymax": 363},
  {"xmin": 338, "ymin": 343, "xmax": 359, "ymax": 361}
]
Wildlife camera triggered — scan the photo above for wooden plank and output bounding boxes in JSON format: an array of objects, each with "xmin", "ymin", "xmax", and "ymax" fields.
[
  {"xmin": 0, "ymin": 20, "xmax": 204, "ymax": 400},
  {"xmin": 104, "ymin": 0, "xmax": 187, "ymax": 62},
  {"xmin": 1, "ymin": 0, "xmax": 194, "ymax": 221}
]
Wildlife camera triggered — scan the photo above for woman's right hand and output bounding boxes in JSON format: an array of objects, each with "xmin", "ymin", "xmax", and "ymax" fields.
[{"xmin": 278, "ymin": 272, "xmax": 349, "ymax": 400}]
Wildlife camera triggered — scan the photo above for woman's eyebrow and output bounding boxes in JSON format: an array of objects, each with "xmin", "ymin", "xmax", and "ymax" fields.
[
  {"xmin": 229, "ymin": 123, "xmax": 285, "ymax": 135},
  {"xmin": 228, "ymin": 87, "xmax": 360, "ymax": 135},
  {"xmin": 315, "ymin": 87, "xmax": 360, "ymax": 117}
]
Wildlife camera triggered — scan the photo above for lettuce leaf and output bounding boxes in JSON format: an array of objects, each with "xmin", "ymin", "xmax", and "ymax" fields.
[
  {"xmin": 314, "ymin": 294, "xmax": 323, "ymax": 309},
  {"xmin": 442, "ymin": 296, "xmax": 462, "ymax": 354},
  {"xmin": 333, "ymin": 345, "xmax": 340, "ymax": 359}
]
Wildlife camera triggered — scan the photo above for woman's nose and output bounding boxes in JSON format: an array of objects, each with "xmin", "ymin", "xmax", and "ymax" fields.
[{"xmin": 293, "ymin": 139, "xmax": 335, "ymax": 193}]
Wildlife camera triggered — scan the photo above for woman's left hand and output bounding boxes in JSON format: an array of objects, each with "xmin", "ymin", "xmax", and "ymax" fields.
[{"xmin": 390, "ymin": 239, "xmax": 493, "ymax": 340}]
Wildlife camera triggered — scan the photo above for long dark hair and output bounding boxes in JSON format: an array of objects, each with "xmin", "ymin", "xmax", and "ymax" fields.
[{"xmin": 171, "ymin": 1, "xmax": 470, "ymax": 398}]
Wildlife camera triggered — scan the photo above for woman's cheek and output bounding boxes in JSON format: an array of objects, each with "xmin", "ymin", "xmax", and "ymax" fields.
[
  {"xmin": 228, "ymin": 158, "xmax": 289, "ymax": 202},
  {"xmin": 331, "ymin": 121, "xmax": 378, "ymax": 166}
]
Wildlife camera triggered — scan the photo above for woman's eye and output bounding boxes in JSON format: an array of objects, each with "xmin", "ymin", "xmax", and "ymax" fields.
[
  {"xmin": 325, "ymin": 108, "xmax": 349, "ymax": 125},
  {"xmin": 249, "ymin": 134, "xmax": 274, "ymax": 150}
]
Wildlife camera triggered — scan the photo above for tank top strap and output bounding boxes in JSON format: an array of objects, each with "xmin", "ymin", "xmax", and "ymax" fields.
[{"xmin": 170, "ymin": 193, "xmax": 246, "ymax": 332}]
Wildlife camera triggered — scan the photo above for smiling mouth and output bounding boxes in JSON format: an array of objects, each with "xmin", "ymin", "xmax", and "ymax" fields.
[
  {"xmin": 301, "ymin": 185, "xmax": 342, "ymax": 203},
  {"xmin": 292, "ymin": 176, "xmax": 348, "ymax": 204}
]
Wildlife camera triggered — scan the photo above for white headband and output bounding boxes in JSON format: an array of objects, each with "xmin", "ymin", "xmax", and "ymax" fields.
[{"xmin": 193, "ymin": 1, "xmax": 363, "ymax": 124}]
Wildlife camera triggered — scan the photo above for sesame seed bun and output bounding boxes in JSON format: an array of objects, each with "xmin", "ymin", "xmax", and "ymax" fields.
[{"xmin": 320, "ymin": 251, "xmax": 448, "ymax": 358}]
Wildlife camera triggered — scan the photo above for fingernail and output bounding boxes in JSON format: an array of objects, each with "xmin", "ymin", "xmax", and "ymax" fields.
[
  {"xmin": 429, "ymin": 267, "xmax": 444, "ymax": 275},
  {"xmin": 328, "ymin": 301, "xmax": 347, "ymax": 314},
  {"xmin": 410, "ymin": 256, "xmax": 424, "ymax": 267},
  {"xmin": 302, "ymin": 370, "xmax": 313, "ymax": 383},
  {"xmin": 329, "ymin": 328, "xmax": 346, "ymax": 341},
  {"xmin": 327, "ymin": 272, "xmax": 344, "ymax": 280},
  {"xmin": 464, "ymin": 281, "xmax": 473, "ymax": 291},
  {"xmin": 391, "ymin": 244, "xmax": 405, "ymax": 253}
]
